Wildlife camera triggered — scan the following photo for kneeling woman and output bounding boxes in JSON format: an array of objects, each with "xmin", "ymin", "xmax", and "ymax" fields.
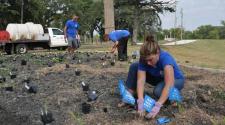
[{"xmin": 125, "ymin": 35, "xmax": 185, "ymax": 119}]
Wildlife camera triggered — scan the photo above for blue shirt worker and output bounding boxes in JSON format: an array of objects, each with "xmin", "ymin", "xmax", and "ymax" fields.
[
  {"xmin": 104, "ymin": 30, "xmax": 130, "ymax": 61},
  {"xmin": 64, "ymin": 15, "xmax": 80, "ymax": 54},
  {"xmin": 121, "ymin": 35, "xmax": 185, "ymax": 119}
]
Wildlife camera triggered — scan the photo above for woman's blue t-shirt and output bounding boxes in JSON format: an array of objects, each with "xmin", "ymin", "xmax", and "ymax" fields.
[{"xmin": 138, "ymin": 50, "xmax": 184, "ymax": 79}]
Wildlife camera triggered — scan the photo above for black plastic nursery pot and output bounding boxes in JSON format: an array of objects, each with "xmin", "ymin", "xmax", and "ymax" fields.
[
  {"xmin": 82, "ymin": 84, "xmax": 89, "ymax": 91},
  {"xmin": 10, "ymin": 74, "xmax": 16, "ymax": 79},
  {"xmin": 75, "ymin": 70, "xmax": 81, "ymax": 76},
  {"xmin": 82, "ymin": 102, "xmax": 91, "ymax": 114},
  {"xmin": 47, "ymin": 62, "xmax": 53, "ymax": 67},
  {"xmin": 41, "ymin": 112, "xmax": 54, "ymax": 124},
  {"xmin": 103, "ymin": 107, "xmax": 108, "ymax": 113},
  {"xmin": 5, "ymin": 86, "xmax": 13, "ymax": 91},
  {"xmin": 21, "ymin": 60, "xmax": 27, "ymax": 65},
  {"xmin": 28, "ymin": 86, "xmax": 38, "ymax": 94},
  {"xmin": 110, "ymin": 61, "xmax": 115, "ymax": 66},
  {"xmin": 0, "ymin": 76, "xmax": 6, "ymax": 83},
  {"xmin": 65, "ymin": 64, "xmax": 70, "ymax": 68}
]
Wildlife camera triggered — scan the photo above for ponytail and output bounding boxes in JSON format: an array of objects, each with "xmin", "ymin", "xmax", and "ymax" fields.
[
  {"xmin": 140, "ymin": 35, "xmax": 160, "ymax": 59},
  {"xmin": 145, "ymin": 35, "xmax": 155, "ymax": 43}
]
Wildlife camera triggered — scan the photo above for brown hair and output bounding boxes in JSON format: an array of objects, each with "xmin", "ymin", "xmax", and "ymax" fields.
[
  {"xmin": 140, "ymin": 35, "xmax": 160, "ymax": 59},
  {"xmin": 103, "ymin": 34, "xmax": 109, "ymax": 41}
]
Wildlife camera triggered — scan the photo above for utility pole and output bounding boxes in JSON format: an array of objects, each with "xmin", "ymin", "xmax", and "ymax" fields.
[
  {"xmin": 103, "ymin": 0, "xmax": 115, "ymax": 34},
  {"xmin": 180, "ymin": 8, "xmax": 183, "ymax": 40},
  {"xmin": 21, "ymin": 0, "xmax": 24, "ymax": 24},
  {"xmin": 174, "ymin": 0, "xmax": 177, "ymax": 39},
  {"xmin": 174, "ymin": 0, "xmax": 177, "ymax": 44}
]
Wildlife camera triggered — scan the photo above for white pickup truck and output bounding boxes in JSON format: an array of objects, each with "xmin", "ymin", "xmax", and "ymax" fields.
[{"xmin": 0, "ymin": 22, "xmax": 68, "ymax": 54}]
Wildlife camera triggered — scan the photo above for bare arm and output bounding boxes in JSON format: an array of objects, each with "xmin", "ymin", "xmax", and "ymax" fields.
[
  {"xmin": 111, "ymin": 41, "xmax": 119, "ymax": 53},
  {"xmin": 137, "ymin": 70, "xmax": 146, "ymax": 100},
  {"xmin": 157, "ymin": 65, "xmax": 174, "ymax": 105},
  {"xmin": 64, "ymin": 26, "xmax": 67, "ymax": 38}
]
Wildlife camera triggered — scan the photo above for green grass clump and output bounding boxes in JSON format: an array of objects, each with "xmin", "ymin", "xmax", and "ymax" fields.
[
  {"xmin": 213, "ymin": 90, "xmax": 225, "ymax": 100},
  {"xmin": 69, "ymin": 111, "xmax": 84, "ymax": 125}
]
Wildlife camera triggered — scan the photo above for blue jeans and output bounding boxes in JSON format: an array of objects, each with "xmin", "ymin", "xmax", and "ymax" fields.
[{"xmin": 126, "ymin": 62, "xmax": 185, "ymax": 98}]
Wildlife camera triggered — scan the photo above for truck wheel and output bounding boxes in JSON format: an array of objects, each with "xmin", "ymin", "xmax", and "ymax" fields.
[{"xmin": 16, "ymin": 44, "xmax": 27, "ymax": 54}]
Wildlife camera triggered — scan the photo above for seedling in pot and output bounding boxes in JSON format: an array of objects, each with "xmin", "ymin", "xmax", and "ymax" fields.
[
  {"xmin": 81, "ymin": 81, "xmax": 89, "ymax": 91},
  {"xmin": 25, "ymin": 83, "xmax": 38, "ymax": 94},
  {"xmin": 41, "ymin": 109, "xmax": 54, "ymax": 125},
  {"xmin": 75, "ymin": 69, "xmax": 81, "ymax": 76},
  {"xmin": 81, "ymin": 102, "xmax": 91, "ymax": 114},
  {"xmin": 88, "ymin": 90, "xmax": 98, "ymax": 101},
  {"xmin": 0, "ymin": 75, "xmax": 6, "ymax": 83},
  {"xmin": 9, "ymin": 72, "xmax": 16, "ymax": 79},
  {"xmin": 21, "ymin": 59, "xmax": 27, "ymax": 65}
]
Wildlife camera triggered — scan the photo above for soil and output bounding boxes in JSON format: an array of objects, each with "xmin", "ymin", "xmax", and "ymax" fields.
[{"xmin": 0, "ymin": 51, "xmax": 225, "ymax": 125}]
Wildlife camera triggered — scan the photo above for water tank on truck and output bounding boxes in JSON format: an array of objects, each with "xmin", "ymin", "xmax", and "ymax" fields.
[
  {"xmin": 4, "ymin": 22, "xmax": 45, "ymax": 54},
  {"xmin": 6, "ymin": 22, "xmax": 44, "ymax": 41}
]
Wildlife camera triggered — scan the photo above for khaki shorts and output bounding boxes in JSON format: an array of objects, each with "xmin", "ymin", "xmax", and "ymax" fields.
[{"xmin": 67, "ymin": 37, "xmax": 79, "ymax": 49}]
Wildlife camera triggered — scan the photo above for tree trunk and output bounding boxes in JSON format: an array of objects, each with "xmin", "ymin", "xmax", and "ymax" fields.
[
  {"xmin": 104, "ymin": 0, "xmax": 115, "ymax": 34},
  {"xmin": 132, "ymin": 9, "xmax": 139, "ymax": 45}
]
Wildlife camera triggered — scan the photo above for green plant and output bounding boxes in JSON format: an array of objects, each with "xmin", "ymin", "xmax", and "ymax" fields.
[
  {"xmin": 69, "ymin": 111, "xmax": 84, "ymax": 125},
  {"xmin": 223, "ymin": 116, "xmax": 225, "ymax": 124},
  {"xmin": 51, "ymin": 57, "xmax": 64, "ymax": 63},
  {"xmin": 213, "ymin": 90, "xmax": 225, "ymax": 100},
  {"xmin": 178, "ymin": 103, "xmax": 185, "ymax": 113},
  {"xmin": 33, "ymin": 59, "xmax": 46, "ymax": 65},
  {"xmin": 0, "ymin": 68, "xmax": 10, "ymax": 76}
]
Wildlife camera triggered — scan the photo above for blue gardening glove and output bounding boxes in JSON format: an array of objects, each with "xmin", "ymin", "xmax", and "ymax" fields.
[
  {"xmin": 137, "ymin": 98, "xmax": 145, "ymax": 117},
  {"xmin": 145, "ymin": 102, "xmax": 162, "ymax": 119}
]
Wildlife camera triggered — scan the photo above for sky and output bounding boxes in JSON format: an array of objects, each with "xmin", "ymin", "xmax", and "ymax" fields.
[{"xmin": 160, "ymin": 0, "xmax": 225, "ymax": 31}]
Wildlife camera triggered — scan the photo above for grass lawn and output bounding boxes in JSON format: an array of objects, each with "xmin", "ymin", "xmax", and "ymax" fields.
[
  {"xmin": 161, "ymin": 39, "xmax": 225, "ymax": 69},
  {"xmin": 79, "ymin": 39, "xmax": 225, "ymax": 69}
]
